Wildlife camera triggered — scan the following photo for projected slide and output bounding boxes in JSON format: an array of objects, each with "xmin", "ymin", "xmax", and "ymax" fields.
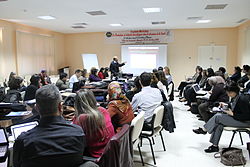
[{"xmin": 121, "ymin": 45, "xmax": 167, "ymax": 75}]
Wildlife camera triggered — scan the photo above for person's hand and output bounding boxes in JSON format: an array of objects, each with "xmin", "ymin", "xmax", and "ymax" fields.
[
  {"xmin": 224, "ymin": 108, "xmax": 234, "ymax": 116},
  {"xmin": 219, "ymin": 102, "xmax": 228, "ymax": 108}
]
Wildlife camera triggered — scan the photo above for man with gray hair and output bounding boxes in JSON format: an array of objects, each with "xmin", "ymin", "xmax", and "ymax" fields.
[{"xmin": 13, "ymin": 85, "xmax": 98, "ymax": 167}]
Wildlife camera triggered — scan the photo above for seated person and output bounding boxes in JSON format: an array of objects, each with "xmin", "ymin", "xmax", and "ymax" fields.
[
  {"xmin": 56, "ymin": 72, "xmax": 69, "ymax": 91},
  {"xmin": 7, "ymin": 72, "xmax": 17, "ymax": 86},
  {"xmin": 107, "ymin": 82, "xmax": 134, "ymax": 132},
  {"xmin": 89, "ymin": 67, "xmax": 102, "ymax": 82},
  {"xmin": 13, "ymin": 85, "xmax": 87, "ymax": 167},
  {"xmin": 195, "ymin": 82, "xmax": 250, "ymax": 153},
  {"xmin": 126, "ymin": 76, "xmax": 142, "ymax": 102},
  {"xmin": 238, "ymin": 65, "xmax": 250, "ymax": 88},
  {"xmin": 132, "ymin": 72, "xmax": 163, "ymax": 130},
  {"xmin": 69, "ymin": 69, "xmax": 82, "ymax": 88},
  {"xmin": 230, "ymin": 66, "xmax": 242, "ymax": 83},
  {"xmin": 103, "ymin": 67, "xmax": 109, "ymax": 78},
  {"xmin": 24, "ymin": 74, "xmax": 41, "ymax": 101},
  {"xmin": 39, "ymin": 70, "xmax": 51, "ymax": 86},
  {"xmin": 73, "ymin": 89, "xmax": 115, "ymax": 158},
  {"xmin": 78, "ymin": 69, "xmax": 87, "ymax": 81},
  {"xmin": 155, "ymin": 70, "xmax": 168, "ymax": 97},
  {"xmin": 98, "ymin": 67, "xmax": 105, "ymax": 79},
  {"xmin": 3, "ymin": 76, "xmax": 23, "ymax": 103}
]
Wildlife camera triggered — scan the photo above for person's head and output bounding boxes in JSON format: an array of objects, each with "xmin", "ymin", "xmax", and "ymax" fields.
[
  {"xmin": 202, "ymin": 70, "xmax": 207, "ymax": 77},
  {"xmin": 74, "ymin": 89, "xmax": 104, "ymax": 137},
  {"xmin": 81, "ymin": 69, "xmax": 87, "ymax": 77},
  {"xmin": 108, "ymin": 82, "xmax": 122, "ymax": 100},
  {"xmin": 41, "ymin": 70, "xmax": 47, "ymax": 77},
  {"xmin": 207, "ymin": 68, "xmax": 215, "ymax": 77},
  {"xmin": 104, "ymin": 67, "xmax": 109, "ymax": 72},
  {"xmin": 90, "ymin": 67, "xmax": 98, "ymax": 75},
  {"xmin": 113, "ymin": 56, "xmax": 118, "ymax": 62},
  {"xmin": 155, "ymin": 71, "xmax": 167, "ymax": 83},
  {"xmin": 164, "ymin": 66, "xmax": 170, "ymax": 75},
  {"xmin": 59, "ymin": 73, "xmax": 67, "ymax": 82},
  {"xmin": 8, "ymin": 76, "xmax": 23, "ymax": 90},
  {"xmin": 134, "ymin": 76, "xmax": 142, "ymax": 91},
  {"xmin": 208, "ymin": 76, "xmax": 225, "ymax": 86},
  {"xmin": 224, "ymin": 81, "xmax": 240, "ymax": 98},
  {"xmin": 75, "ymin": 69, "xmax": 82, "ymax": 78},
  {"xmin": 243, "ymin": 65, "xmax": 250, "ymax": 74},
  {"xmin": 214, "ymin": 70, "xmax": 225, "ymax": 79},
  {"xmin": 218, "ymin": 67, "xmax": 226, "ymax": 74},
  {"xmin": 152, "ymin": 69, "xmax": 158, "ymax": 73},
  {"xmin": 139, "ymin": 72, "xmax": 152, "ymax": 87},
  {"xmin": 158, "ymin": 66, "xmax": 163, "ymax": 71},
  {"xmin": 30, "ymin": 74, "xmax": 41, "ymax": 87},
  {"xmin": 9, "ymin": 72, "xmax": 16, "ymax": 81},
  {"xmin": 234, "ymin": 66, "xmax": 242, "ymax": 74},
  {"xmin": 35, "ymin": 84, "xmax": 62, "ymax": 117},
  {"xmin": 196, "ymin": 66, "xmax": 203, "ymax": 74},
  {"xmin": 99, "ymin": 67, "xmax": 105, "ymax": 73}
]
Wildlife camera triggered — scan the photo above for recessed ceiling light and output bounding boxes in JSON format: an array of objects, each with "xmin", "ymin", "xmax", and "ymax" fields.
[
  {"xmin": 73, "ymin": 23, "xmax": 87, "ymax": 25},
  {"xmin": 196, "ymin": 20, "xmax": 211, "ymax": 23},
  {"xmin": 152, "ymin": 21, "xmax": 166, "ymax": 25},
  {"xmin": 37, "ymin": 15, "xmax": 56, "ymax": 20},
  {"xmin": 187, "ymin": 16, "xmax": 203, "ymax": 20},
  {"xmin": 143, "ymin": 8, "xmax": 162, "ymax": 13},
  {"xmin": 72, "ymin": 25, "xmax": 86, "ymax": 29},
  {"xmin": 205, "ymin": 4, "xmax": 228, "ymax": 10},
  {"xmin": 86, "ymin": 11, "xmax": 106, "ymax": 16},
  {"xmin": 110, "ymin": 23, "xmax": 122, "ymax": 27}
]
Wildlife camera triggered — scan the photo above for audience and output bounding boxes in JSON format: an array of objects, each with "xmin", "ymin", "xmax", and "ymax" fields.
[
  {"xmin": 230, "ymin": 66, "xmax": 242, "ymax": 83},
  {"xmin": 103, "ymin": 67, "xmax": 109, "ymax": 78},
  {"xmin": 69, "ymin": 69, "xmax": 82, "ymax": 88},
  {"xmin": 107, "ymin": 82, "xmax": 134, "ymax": 132},
  {"xmin": 218, "ymin": 67, "xmax": 228, "ymax": 80},
  {"xmin": 13, "ymin": 85, "xmax": 95, "ymax": 167},
  {"xmin": 56, "ymin": 72, "xmax": 69, "ymax": 90},
  {"xmin": 132, "ymin": 72, "xmax": 163, "ymax": 130},
  {"xmin": 195, "ymin": 82, "xmax": 250, "ymax": 153},
  {"xmin": 155, "ymin": 71, "xmax": 168, "ymax": 97},
  {"xmin": 238, "ymin": 65, "xmax": 250, "ymax": 87},
  {"xmin": 3, "ymin": 76, "xmax": 23, "ymax": 103},
  {"xmin": 164, "ymin": 66, "xmax": 173, "ymax": 84},
  {"xmin": 98, "ymin": 67, "xmax": 105, "ymax": 79},
  {"xmin": 23, "ymin": 74, "xmax": 40, "ymax": 101},
  {"xmin": 7, "ymin": 72, "xmax": 17, "ymax": 86},
  {"xmin": 39, "ymin": 70, "xmax": 51, "ymax": 86},
  {"xmin": 89, "ymin": 67, "xmax": 102, "ymax": 82},
  {"xmin": 73, "ymin": 89, "xmax": 115, "ymax": 158},
  {"xmin": 79, "ymin": 69, "xmax": 87, "ymax": 81}
]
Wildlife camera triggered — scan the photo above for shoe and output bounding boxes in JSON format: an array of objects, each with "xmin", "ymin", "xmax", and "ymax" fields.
[
  {"xmin": 184, "ymin": 103, "xmax": 190, "ymax": 106},
  {"xmin": 187, "ymin": 108, "xmax": 191, "ymax": 111},
  {"xmin": 204, "ymin": 145, "xmax": 219, "ymax": 153},
  {"xmin": 196, "ymin": 115, "xmax": 201, "ymax": 118},
  {"xmin": 193, "ymin": 128, "xmax": 207, "ymax": 135},
  {"xmin": 198, "ymin": 118, "xmax": 204, "ymax": 121},
  {"xmin": 179, "ymin": 98, "xmax": 187, "ymax": 102}
]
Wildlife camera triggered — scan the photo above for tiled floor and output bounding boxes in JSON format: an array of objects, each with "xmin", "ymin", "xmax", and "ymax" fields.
[{"xmin": 133, "ymin": 97, "xmax": 250, "ymax": 167}]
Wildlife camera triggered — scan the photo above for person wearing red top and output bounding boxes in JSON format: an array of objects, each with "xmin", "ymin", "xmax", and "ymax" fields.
[
  {"xmin": 98, "ymin": 67, "xmax": 105, "ymax": 79},
  {"xmin": 73, "ymin": 89, "xmax": 115, "ymax": 158}
]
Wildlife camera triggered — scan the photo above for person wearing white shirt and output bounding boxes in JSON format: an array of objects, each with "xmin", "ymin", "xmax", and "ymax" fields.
[
  {"xmin": 131, "ymin": 72, "xmax": 163, "ymax": 130},
  {"xmin": 69, "ymin": 69, "xmax": 82, "ymax": 89}
]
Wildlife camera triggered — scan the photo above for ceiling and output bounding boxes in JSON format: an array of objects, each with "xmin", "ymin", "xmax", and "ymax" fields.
[{"xmin": 0, "ymin": 0, "xmax": 249, "ymax": 33}]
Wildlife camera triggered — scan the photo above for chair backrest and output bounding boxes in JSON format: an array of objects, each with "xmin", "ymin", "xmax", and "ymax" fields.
[
  {"xmin": 98, "ymin": 124, "xmax": 133, "ymax": 167},
  {"xmin": 167, "ymin": 82, "xmax": 173, "ymax": 96},
  {"xmin": 130, "ymin": 112, "xmax": 145, "ymax": 143},
  {"xmin": 153, "ymin": 105, "xmax": 164, "ymax": 128}
]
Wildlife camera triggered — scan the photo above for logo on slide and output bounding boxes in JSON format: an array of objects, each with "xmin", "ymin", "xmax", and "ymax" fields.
[{"xmin": 106, "ymin": 32, "xmax": 112, "ymax": 37}]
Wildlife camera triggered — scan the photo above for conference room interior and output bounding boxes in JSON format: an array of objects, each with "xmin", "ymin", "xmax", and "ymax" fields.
[{"xmin": 0, "ymin": 0, "xmax": 250, "ymax": 167}]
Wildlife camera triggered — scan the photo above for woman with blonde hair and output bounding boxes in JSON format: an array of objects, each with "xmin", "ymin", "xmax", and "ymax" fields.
[
  {"xmin": 73, "ymin": 89, "xmax": 115, "ymax": 158},
  {"xmin": 107, "ymin": 82, "xmax": 134, "ymax": 132}
]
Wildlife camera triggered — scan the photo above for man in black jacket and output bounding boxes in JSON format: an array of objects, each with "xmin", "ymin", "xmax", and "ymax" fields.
[{"xmin": 109, "ymin": 56, "xmax": 126, "ymax": 79}]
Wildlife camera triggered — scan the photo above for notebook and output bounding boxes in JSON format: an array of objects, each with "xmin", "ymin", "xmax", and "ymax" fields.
[
  {"xmin": 11, "ymin": 121, "xmax": 38, "ymax": 140},
  {"xmin": 0, "ymin": 128, "xmax": 8, "ymax": 159}
]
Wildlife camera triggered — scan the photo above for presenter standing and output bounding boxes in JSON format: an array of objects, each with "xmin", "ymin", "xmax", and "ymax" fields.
[{"xmin": 109, "ymin": 56, "xmax": 126, "ymax": 80}]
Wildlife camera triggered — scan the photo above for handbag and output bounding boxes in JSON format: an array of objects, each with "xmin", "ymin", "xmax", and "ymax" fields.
[{"xmin": 214, "ymin": 147, "xmax": 246, "ymax": 166}]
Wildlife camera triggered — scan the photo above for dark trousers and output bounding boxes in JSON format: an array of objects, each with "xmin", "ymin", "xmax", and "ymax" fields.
[
  {"xmin": 178, "ymin": 81, "xmax": 189, "ymax": 96},
  {"xmin": 198, "ymin": 102, "xmax": 214, "ymax": 122}
]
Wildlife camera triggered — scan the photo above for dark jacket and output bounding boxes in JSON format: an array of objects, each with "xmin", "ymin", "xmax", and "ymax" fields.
[
  {"xmin": 230, "ymin": 72, "xmax": 241, "ymax": 83},
  {"xmin": 208, "ymin": 83, "xmax": 229, "ymax": 105},
  {"xmin": 3, "ymin": 89, "xmax": 22, "ymax": 103},
  {"xmin": 89, "ymin": 74, "xmax": 101, "ymax": 82},
  {"xmin": 231, "ymin": 95, "xmax": 250, "ymax": 121},
  {"xmin": 56, "ymin": 79, "xmax": 69, "ymax": 90},
  {"xmin": 24, "ymin": 85, "xmax": 38, "ymax": 101},
  {"xmin": 161, "ymin": 101, "xmax": 176, "ymax": 133},
  {"xmin": 109, "ymin": 61, "xmax": 125, "ymax": 75},
  {"xmin": 238, "ymin": 74, "xmax": 249, "ymax": 87}
]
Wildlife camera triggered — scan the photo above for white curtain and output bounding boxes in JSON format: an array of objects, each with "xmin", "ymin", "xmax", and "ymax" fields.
[
  {"xmin": 0, "ymin": 28, "xmax": 5, "ymax": 82},
  {"xmin": 16, "ymin": 31, "xmax": 55, "ymax": 76}
]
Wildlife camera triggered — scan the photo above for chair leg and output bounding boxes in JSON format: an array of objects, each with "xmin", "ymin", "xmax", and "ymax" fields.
[
  {"xmin": 137, "ymin": 143, "xmax": 144, "ymax": 166},
  {"xmin": 152, "ymin": 137, "xmax": 155, "ymax": 145},
  {"xmin": 140, "ymin": 137, "xmax": 143, "ymax": 147},
  {"xmin": 160, "ymin": 130, "xmax": 166, "ymax": 151},
  {"xmin": 229, "ymin": 131, "xmax": 237, "ymax": 148},
  {"xmin": 239, "ymin": 132, "xmax": 244, "ymax": 145},
  {"xmin": 145, "ymin": 137, "xmax": 156, "ymax": 165}
]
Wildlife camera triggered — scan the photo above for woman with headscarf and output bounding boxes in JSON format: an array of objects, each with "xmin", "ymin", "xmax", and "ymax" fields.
[{"xmin": 107, "ymin": 82, "xmax": 134, "ymax": 132}]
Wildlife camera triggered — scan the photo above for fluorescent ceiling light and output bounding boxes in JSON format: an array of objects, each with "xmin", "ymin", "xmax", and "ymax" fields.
[
  {"xmin": 110, "ymin": 23, "xmax": 122, "ymax": 27},
  {"xmin": 196, "ymin": 20, "xmax": 211, "ymax": 23},
  {"xmin": 143, "ymin": 8, "xmax": 162, "ymax": 13},
  {"xmin": 37, "ymin": 16, "xmax": 56, "ymax": 20}
]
